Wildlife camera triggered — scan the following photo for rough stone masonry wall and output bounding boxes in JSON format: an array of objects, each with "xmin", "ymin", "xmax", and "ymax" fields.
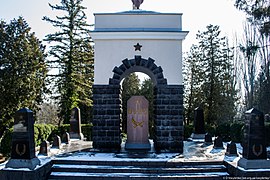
[
  {"xmin": 154, "ymin": 85, "xmax": 184, "ymax": 153},
  {"xmin": 92, "ymin": 85, "xmax": 122, "ymax": 150}
]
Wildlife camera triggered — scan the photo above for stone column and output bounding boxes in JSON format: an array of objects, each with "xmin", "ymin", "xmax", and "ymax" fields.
[
  {"xmin": 6, "ymin": 108, "xmax": 40, "ymax": 170},
  {"xmin": 69, "ymin": 107, "xmax": 84, "ymax": 140},
  {"xmin": 238, "ymin": 108, "xmax": 270, "ymax": 169},
  {"xmin": 92, "ymin": 85, "xmax": 122, "ymax": 150},
  {"xmin": 125, "ymin": 96, "xmax": 150, "ymax": 150},
  {"xmin": 154, "ymin": 85, "xmax": 184, "ymax": 153}
]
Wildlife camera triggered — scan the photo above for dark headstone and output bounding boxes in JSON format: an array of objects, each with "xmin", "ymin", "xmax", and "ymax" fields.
[
  {"xmin": 10, "ymin": 108, "xmax": 36, "ymax": 159},
  {"xmin": 226, "ymin": 141, "xmax": 238, "ymax": 156},
  {"xmin": 70, "ymin": 107, "xmax": 84, "ymax": 140},
  {"xmin": 38, "ymin": 140, "xmax": 50, "ymax": 156},
  {"xmin": 125, "ymin": 96, "xmax": 150, "ymax": 150},
  {"xmin": 6, "ymin": 108, "xmax": 40, "ymax": 170},
  {"xmin": 62, "ymin": 132, "xmax": 70, "ymax": 144},
  {"xmin": 242, "ymin": 108, "xmax": 267, "ymax": 160},
  {"xmin": 52, "ymin": 135, "xmax": 61, "ymax": 148},
  {"xmin": 213, "ymin": 136, "xmax": 224, "ymax": 149},
  {"xmin": 204, "ymin": 133, "xmax": 213, "ymax": 144},
  {"xmin": 194, "ymin": 107, "xmax": 205, "ymax": 134}
]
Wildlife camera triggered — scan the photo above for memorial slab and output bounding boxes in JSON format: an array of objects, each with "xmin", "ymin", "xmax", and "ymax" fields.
[{"xmin": 125, "ymin": 96, "xmax": 150, "ymax": 150}]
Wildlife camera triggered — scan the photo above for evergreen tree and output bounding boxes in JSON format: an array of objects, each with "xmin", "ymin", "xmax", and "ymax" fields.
[
  {"xmin": 121, "ymin": 73, "xmax": 140, "ymax": 133},
  {"xmin": 183, "ymin": 45, "xmax": 204, "ymax": 125},
  {"xmin": 0, "ymin": 17, "xmax": 47, "ymax": 137},
  {"xmin": 184, "ymin": 25, "xmax": 237, "ymax": 125},
  {"xmin": 43, "ymin": 0, "xmax": 94, "ymax": 124}
]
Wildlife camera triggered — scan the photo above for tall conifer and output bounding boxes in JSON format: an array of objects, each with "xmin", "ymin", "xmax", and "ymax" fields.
[{"xmin": 43, "ymin": 0, "xmax": 94, "ymax": 124}]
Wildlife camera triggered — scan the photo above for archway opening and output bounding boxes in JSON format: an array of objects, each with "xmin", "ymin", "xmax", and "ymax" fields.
[{"xmin": 120, "ymin": 72, "xmax": 154, "ymax": 145}]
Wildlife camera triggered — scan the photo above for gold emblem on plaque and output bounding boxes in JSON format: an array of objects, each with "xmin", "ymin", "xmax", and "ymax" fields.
[
  {"xmin": 131, "ymin": 117, "xmax": 144, "ymax": 128},
  {"xmin": 15, "ymin": 143, "xmax": 26, "ymax": 156},
  {"xmin": 252, "ymin": 144, "xmax": 263, "ymax": 157}
]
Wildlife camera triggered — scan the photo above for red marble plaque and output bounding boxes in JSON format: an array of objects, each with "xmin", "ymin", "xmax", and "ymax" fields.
[{"xmin": 125, "ymin": 96, "xmax": 150, "ymax": 150}]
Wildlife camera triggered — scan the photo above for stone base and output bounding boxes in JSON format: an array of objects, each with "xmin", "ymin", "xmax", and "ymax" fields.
[
  {"xmin": 190, "ymin": 133, "xmax": 206, "ymax": 139},
  {"xmin": 238, "ymin": 158, "xmax": 270, "ymax": 170},
  {"xmin": 70, "ymin": 133, "xmax": 84, "ymax": 140},
  {"xmin": 125, "ymin": 142, "xmax": 151, "ymax": 150},
  {"xmin": 5, "ymin": 158, "xmax": 41, "ymax": 170}
]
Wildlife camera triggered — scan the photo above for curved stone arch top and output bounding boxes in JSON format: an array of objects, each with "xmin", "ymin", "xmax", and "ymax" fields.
[{"xmin": 109, "ymin": 56, "xmax": 167, "ymax": 86}]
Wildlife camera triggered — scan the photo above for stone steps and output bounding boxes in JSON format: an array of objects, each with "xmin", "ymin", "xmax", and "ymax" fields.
[{"xmin": 48, "ymin": 159, "xmax": 229, "ymax": 179}]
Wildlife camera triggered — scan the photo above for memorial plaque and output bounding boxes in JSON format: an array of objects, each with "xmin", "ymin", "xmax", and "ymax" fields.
[
  {"xmin": 70, "ymin": 107, "xmax": 84, "ymax": 139},
  {"xmin": 242, "ymin": 108, "xmax": 267, "ymax": 160},
  {"xmin": 6, "ymin": 108, "xmax": 40, "ymax": 170},
  {"xmin": 125, "ymin": 96, "xmax": 150, "ymax": 150},
  {"xmin": 10, "ymin": 108, "xmax": 36, "ymax": 159}
]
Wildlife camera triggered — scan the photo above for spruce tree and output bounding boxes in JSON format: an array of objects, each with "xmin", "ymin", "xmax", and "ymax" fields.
[
  {"xmin": 43, "ymin": 0, "xmax": 94, "ymax": 124},
  {"xmin": 0, "ymin": 17, "xmax": 47, "ymax": 137},
  {"xmin": 184, "ymin": 25, "xmax": 237, "ymax": 125}
]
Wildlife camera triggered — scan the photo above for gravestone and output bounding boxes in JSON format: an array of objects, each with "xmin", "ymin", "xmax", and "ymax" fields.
[
  {"xmin": 38, "ymin": 140, "xmax": 50, "ymax": 156},
  {"xmin": 238, "ymin": 108, "xmax": 270, "ymax": 169},
  {"xmin": 70, "ymin": 107, "xmax": 84, "ymax": 140},
  {"xmin": 213, "ymin": 136, "xmax": 224, "ymax": 149},
  {"xmin": 5, "ymin": 108, "xmax": 40, "ymax": 170},
  {"xmin": 52, "ymin": 135, "xmax": 61, "ymax": 149},
  {"xmin": 190, "ymin": 107, "xmax": 206, "ymax": 139},
  {"xmin": 62, "ymin": 132, "xmax": 70, "ymax": 144},
  {"xmin": 125, "ymin": 96, "xmax": 150, "ymax": 150},
  {"xmin": 226, "ymin": 141, "xmax": 238, "ymax": 156},
  {"xmin": 204, "ymin": 133, "xmax": 213, "ymax": 144}
]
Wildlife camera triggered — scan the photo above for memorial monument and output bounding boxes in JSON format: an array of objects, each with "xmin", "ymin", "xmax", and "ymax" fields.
[
  {"xmin": 92, "ymin": 0, "xmax": 188, "ymax": 152},
  {"xmin": 5, "ymin": 108, "xmax": 40, "ymax": 170},
  {"xmin": 238, "ymin": 108, "xmax": 270, "ymax": 169}
]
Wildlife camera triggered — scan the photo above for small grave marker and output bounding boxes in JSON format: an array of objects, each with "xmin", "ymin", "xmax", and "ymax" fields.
[
  {"xmin": 70, "ymin": 107, "xmax": 84, "ymax": 140},
  {"xmin": 62, "ymin": 132, "xmax": 70, "ymax": 144},
  {"xmin": 38, "ymin": 140, "xmax": 50, "ymax": 156},
  {"xmin": 204, "ymin": 133, "xmax": 213, "ymax": 144},
  {"xmin": 226, "ymin": 142, "xmax": 238, "ymax": 156},
  {"xmin": 213, "ymin": 136, "xmax": 224, "ymax": 149},
  {"xmin": 52, "ymin": 135, "xmax": 61, "ymax": 149}
]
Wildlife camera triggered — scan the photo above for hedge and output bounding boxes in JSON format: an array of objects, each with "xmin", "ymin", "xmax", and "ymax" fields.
[
  {"xmin": 0, "ymin": 123, "xmax": 92, "ymax": 156},
  {"xmin": 184, "ymin": 121, "xmax": 268, "ymax": 144}
]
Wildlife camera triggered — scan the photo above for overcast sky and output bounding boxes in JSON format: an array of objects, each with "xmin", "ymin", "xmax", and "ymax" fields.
[{"xmin": 0, "ymin": 0, "xmax": 246, "ymax": 52}]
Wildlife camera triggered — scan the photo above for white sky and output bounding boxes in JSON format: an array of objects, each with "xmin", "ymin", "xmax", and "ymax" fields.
[{"xmin": 0, "ymin": 0, "xmax": 246, "ymax": 53}]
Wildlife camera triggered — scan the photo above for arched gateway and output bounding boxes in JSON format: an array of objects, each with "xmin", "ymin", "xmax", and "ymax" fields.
[{"xmin": 91, "ymin": 9, "xmax": 188, "ymax": 153}]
